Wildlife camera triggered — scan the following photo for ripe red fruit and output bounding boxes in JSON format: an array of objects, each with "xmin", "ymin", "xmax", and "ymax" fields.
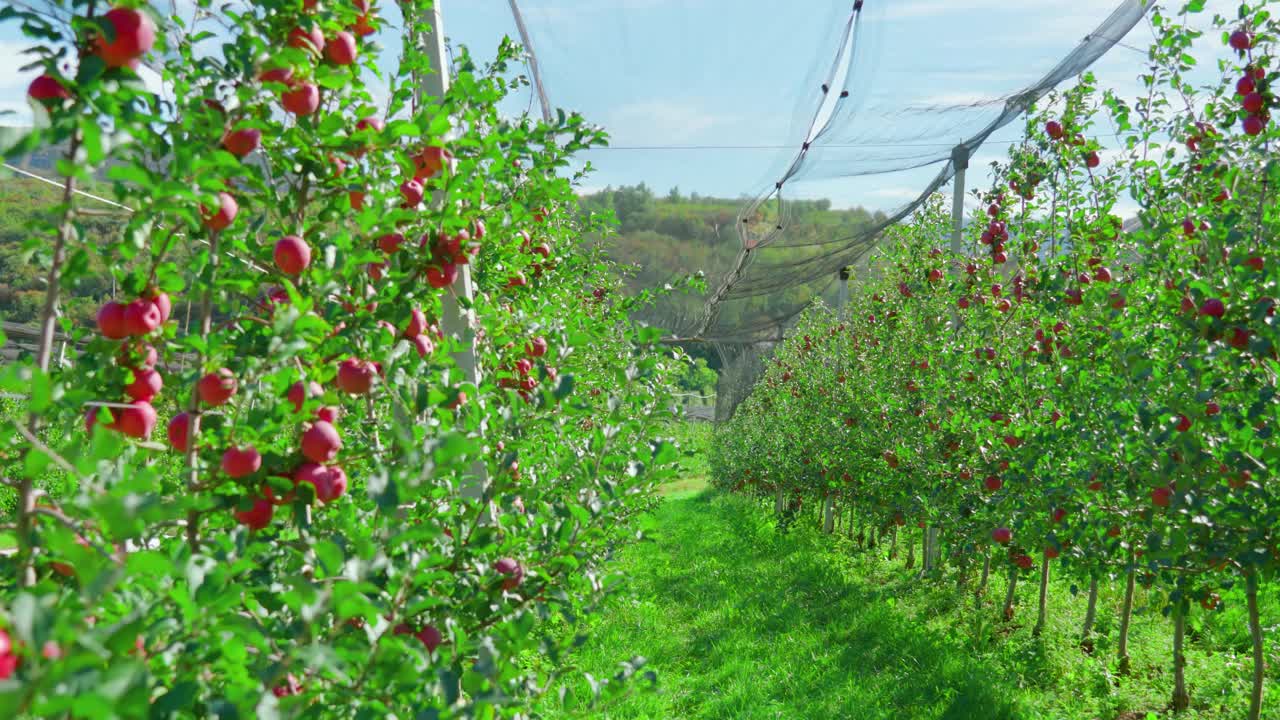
[
  {"xmin": 1238, "ymin": 75, "xmax": 1257, "ymax": 96},
  {"xmin": 1151, "ymin": 485, "xmax": 1173, "ymax": 508},
  {"xmin": 221, "ymin": 446, "xmax": 263, "ymax": 478},
  {"xmin": 1243, "ymin": 92, "xmax": 1265, "ymax": 114},
  {"xmin": 1044, "ymin": 546, "xmax": 1060, "ymax": 560},
  {"xmin": 507, "ymin": 272, "xmax": 528, "ymax": 288},
  {"xmin": 1013, "ymin": 554, "xmax": 1034, "ymax": 570},
  {"xmin": 322, "ymin": 467, "xmax": 347, "ymax": 502},
  {"xmin": 399, "ymin": 179, "xmax": 424, "ymax": 207},
  {"xmin": 378, "ymin": 232, "xmax": 405, "ymax": 253},
  {"xmin": 273, "ymin": 235, "xmax": 311, "ymax": 275},
  {"xmin": 1085, "ymin": 151, "xmax": 1100, "ymax": 168},
  {"xmin": 287, "ymin": 380, "xmax": 324, "ymax": 413},
  {"xmin": 287, "ymin": 25, "xmax": 325, "ymax": 53},
  {"xmin": 1174, "ymin": 414, "xmax": 1192, "ymax": 432},
  {"xmin": 234, "ymin": 497, "xmax": 274, "ymax": 530},
  {"xmin": 282, "ymin": 83, "xmax": 321, "ymax": 116},
  {"xmin": 28, "ymin": 74, "xmax": 71, "ymax": 104},
  {"xmin": 1229, "ymin": 29, "xmax": 1254, "ymax": 51},
  {"xmin": 1198, "ymin": 298, "xmax": 1225, "ymax": 318},
  {"xmin": 294, "ymin": 463, "xmax": 347, "ymax": 503},
  {"xmin": 167, "ymin": 412, "xmax": 192, "ymax": 452},
  {"xmin": 198, "ymin": 368, "xmax": 238, "ymax": 406},
  {"xmin": 1051, "ymin": 507, "xmax": 1067, "ymax": 523},
  {"xmin": 927, "ymin": 268, "xmax": 943, "ymax": 282},
  {"xmin": 1093, "ymin": 267, "xmax": 1111, "ymax": 283},
  {"xmin": 122, "ymin": 298, "xmax": 162, "ymax": 336},
  {"xmin": 258, "ymin": 67, "xmax": 294, "ymax": 85},
  {"xmin": 202, "ymin": 192, "xmax": 238, "ymax": 231},
  {"xmin": 97, "ymin": 301, "xmax": 129, "ymax": 339},
  {"xmin": 992, "ymin": 527, "xmax": 1012, "ymax": 544},
  {"xmin": 1045, "ymin": 120, "xmax": 1064, "ymax": 139},
  {"xmin": 1228, "ymin": 326, "xmax": 1251, "ymax": 350},
  {"xmin": 882, "ymin": 451, "xmax": 899, "ymax": 469},
  {"xmin": 336, "ymin": 358, "xmax": 375, "ymax": 395},
  {"xmin": 125, "ymin": 368, "xmax": 163, "ymax": 402},
  {"xmin": 115, "ymin": 401, "xmax": 157, "ymax": 439},
  {"xmin": 222, "ymin": 128, "xmax": 261, "ymax": 157},
  {"xmin": 1002, "ymin": 436, "xmax": 1021, "ymax": 449},
  {"xmin": 95, "ymin": 7, "xmax": 156, "ymax": 68},
  {"xmin": 325, "ymin": 30, "xmax": 358, "ymax": 65},
  {"xmin": 404, "ymin": 308, "xmax": 428, "ymax": 339},
  {"xmin": 495, "ymin": 557, "xmax": 524, "ymax": 590},
  {"xmin": 1205, "ymin": 400, "xmax": 1221, "ymax": 416},
  {"xmin": 1243, "ymin": 115, "xmax": 1266, "ymax": 136},
  {"xmin": 1107, "ymin": 526, "xmax": 1122, "ymax": 538},
  {"xmin": 983, "ymin": 474, "xmax": 1003, "ymax": 492},
  {"xmin": 301, "ymin": 420, "xmax": 342, "ymax": 463},
  {"xmin": 413, "ymin": 145, "xmax": 454, "ymax": 180},
  {"xmin": 526, "ymin": 336, "xmax": 548, "ymax": 358},
  {"xmin": 412, "ymin": 335, "xmax": 435, "ymax": 358},
  {"xmin": 426, "ymin": 263, "xmax": 458, "ymax": 288},
  {"xmin": 416, "ymin": 625, "xmax": 443, "ymax": 653}
]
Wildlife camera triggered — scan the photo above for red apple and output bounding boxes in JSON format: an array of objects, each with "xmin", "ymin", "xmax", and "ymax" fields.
[
  {"xmin": 416, "ymin": 625, "xmax": 443, "ymax": 653},
  {"xmin": 234, "ymin": 497, "xmax": 274, "ymax": 530},
  {"xmin": 122, "ymin": 298, "xmax": 162, "ymax": 336},
  {"xmin": 198, "ymin": 368, "xmax": 237, "ymax": 406},
  {"xmin": 319, "ymin": 466, "xmax": 347, "ymax": 503},
  {"xmin": 1045, "ymin": 120, "xmax": 1064, "ymax": 140},
  {"xmin": 526, "ymin": 336, "xmax": 548, "ymax": 358},
  {"xmin": 983, "ymin": 474, "xmax": 1003, "ymax": 492},
  {"xmin": 336, "ymin": 358, "xmax": 375, "ymax": 395},
  {"xmin": 495, "ymin": 557, "xmax": 524, "ymax": 590},
  {"xmin": 1151, "ymin": 486, "xmax": 1173, "ymax": 508},
  {"xmin": 273, "ymin": 235, "xmax": 311, "ymax": 275},
  {"xmin": 426, "ymin": 263, "xmax": 458, "ymax": 288},
  {"xmin": 1198, "ymin": 298, "xmax": 1225, "ymax": 318},
  {"xmin": 258, "ymin": 67, "xmax": 294, "ymax": 85},
  {"xmin": 115, "ymin": 401, "xmax": 157, "ymax": 439},
  {"xmin": 1243, "ymin": 115, "xmax": 1266, "ymax": 136},
  {"xmin": 202, "ymin": 192, "xmax": 238, "ymax": 232},
  {"xmin": 404, "ymin": 308, "xmax": 427, "ymax": 338},
  {"xmin": 413, "ymin": 145, "xmax": 454, "ymax": 180},
  {"xmin": 28, "ymin": 74, "xmax": 71, "ymax": 104},
  {"xmin": 287, "ymin": 25, "xmax": 325, "ymax": 53},
  {"xmin": 399, "ymin": 179, "xmax": 424, "ymax": 207},
  {"xmin": 167, "ymin": 412, "xmax": 192, "ymax": 452},
  {"xmin": 1085, "ymin": 151, "xmax": 1100, "ymax": 168},
  {"xmin": 221, "ymin": 446, "xmax": 262, "ymax": 478},
  {"xmin": 125, "ymin": 368, "xmax": 163, "ymax": 402},
  {"xmin": 378, "ymin": 232, "xmax": 405, "ymax": 253},
  {"xmin": 282, "ymin": 83, "xmax": 320, "ymax": 116},
  {"xmin": 1243, "ymin": 92, "xmax": 1265, "ymax": 114},
  {"xmin": 1174, "ymin": 414, "xmax": 1192, "ymax": 432},
  {"xmin": 222, "ymin": 128, "xmax": 261, "ymax": 157},
  {"xmin": 301, "ymin": 420, "xmax": 342, "ymax": 463},
  {"xmin": 992, "ymin": 527, "xmax": 1012, "ymax": 544},
  {"xmin": 94, "ymin": 7, "xmax": 156, "ymax": 68},
  {"xmin": 1229, "ymin": 29, "xmax": 1254, "ymax": 51},
  {"xmin": 149, "ymin": 291, "xmax": 172, "ymax": 323},
  {"xmin": 287, "ymin": 380, "xmax": 324, "ymax": 413},
  {"xmin": 97, "ymin": 301, "xmax": 129, "ymax": 339},
  {"xmin": 1205, "ymin": 400, "xmax": 1221, "ymax": 416},
  {"xmin": 324, "ymin": 30, "xmax": 358, "ymax": 65},
  {"xmin": 1044, "ymin": 546, "xmax": 1060, "ymax": 560}
]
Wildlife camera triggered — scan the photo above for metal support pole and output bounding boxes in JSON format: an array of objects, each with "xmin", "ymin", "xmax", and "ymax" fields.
[
  {"xmin": 507, "ymin": 0, "xmax": 554, "ymax": 124},
  {"xmin": 950, "ymin": 144, "xmax": 969, "ymax": 253},
  {"xmin": 418, "ymin": 2, "xmax": 488, "ymax": 495},
  {"xmin": 836, "ymin": 266, "xmax": 850, "ymax": 310}
]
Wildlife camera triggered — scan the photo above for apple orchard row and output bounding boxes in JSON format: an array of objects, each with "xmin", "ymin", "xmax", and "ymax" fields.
[{"xmin": 714, "ymin": 7, "xmax": 1276, "ymax": 718}]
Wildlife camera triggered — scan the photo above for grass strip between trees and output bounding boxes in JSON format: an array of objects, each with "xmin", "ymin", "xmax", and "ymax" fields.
[{"xmin": 538, "ymin": 489, "xmax": 1278, "ymax": 720}]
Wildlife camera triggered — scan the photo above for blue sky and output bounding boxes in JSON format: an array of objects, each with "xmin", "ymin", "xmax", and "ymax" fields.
[{"xmin": 1, "ymin": 0, "xmax": 1241, "ymax": 216}]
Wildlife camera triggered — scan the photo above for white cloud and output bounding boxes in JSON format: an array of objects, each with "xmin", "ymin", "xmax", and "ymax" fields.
[{"xmin": 605, "ymin": 99, "xmax": 729, "ymax": 145}]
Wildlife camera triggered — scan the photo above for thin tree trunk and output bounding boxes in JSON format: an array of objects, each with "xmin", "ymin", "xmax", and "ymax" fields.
[
  {"xmin": 1081, "ymin": 577, "xmax": 1099, "ymax": 653},
  {"xmin": 1247, "ymin": 573, "xmax": 1265, "ymax": 720},
  {"xmin": 822, "ymin": 495, "xmax": 835, "ymax": 534},
  {"xmin": 889, "ymin": 526, "xmax": 898, "ymax": 560},
  {"xmin": 905, "ymin": 532, "xmax": 916, "ymax": 569},
  {"xmin": 774, "ymin": 485, "xmax": 784, "ymax": 516},
  {"xmin": 978, "ymin": 553, "xmax": 991, "ymax": 596},
  {"xmin": 1032, "ymin": 555, "xmax": 1050, "ymax": 637},
  {"xmin": 1172, "ymin": 602, "xmax": 1189, "ymax": 711},
  {"xmin": 17, "ymin": 130, "xmax": 82, "ymax": 587},
  {"xmin": 1118, "ymin": 565, "xmax": 1136, "ymax": 675},
  {"xmin": 185, "ymin": 232, "xmax": 221, "ymax": 552},
  {"xmin": 1002, "ymin": 567, "xmax": 1018, "ymax": 621}
]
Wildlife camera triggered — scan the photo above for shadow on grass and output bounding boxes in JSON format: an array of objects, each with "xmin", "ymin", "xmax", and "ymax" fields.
[{"xmin": 625, "ymin": 491, "xmax": 1025, "ymax": 719}]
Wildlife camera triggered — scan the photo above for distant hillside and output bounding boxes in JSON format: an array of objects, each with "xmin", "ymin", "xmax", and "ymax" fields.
[{"xmin": 578, "ymin": 184, "xmax": 886, "ymax": 347}]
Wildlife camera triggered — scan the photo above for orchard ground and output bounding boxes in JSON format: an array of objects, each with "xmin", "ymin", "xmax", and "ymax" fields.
[{"xmin": 534, "ymin": 470, "xmax": 1280, "ymax": 719}]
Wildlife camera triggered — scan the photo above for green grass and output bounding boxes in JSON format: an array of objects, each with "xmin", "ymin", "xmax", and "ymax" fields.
[{"xmin": 537, "ymin": 489, "xmax": 1277, "ymax": 720}]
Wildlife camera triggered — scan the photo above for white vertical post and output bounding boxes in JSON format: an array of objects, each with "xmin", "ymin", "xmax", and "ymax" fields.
[
  {"xmin": 836, "ymin": 266, "xmax": 850, "ymax": 310},
  {"xmin": 506, "ymin": 0, "xmax": 554, "ymax": 124},
  {"xmin": 418, "ymin": 2, "xmax": 488, "ymax": 494},
  {"xmin": 950, "ymin": 144, "xmax": 969, "ymax": 253}
]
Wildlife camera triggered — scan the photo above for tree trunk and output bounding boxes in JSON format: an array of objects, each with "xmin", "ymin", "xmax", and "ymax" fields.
[
  {"xmin": 1172, "ymin": 602, "xmax": 1189, "ymax": 711},
  {"xmin": 774, "ymin": 485, "xmax": 784, "ymax": 516},
  {"xmin": 978, "ymin": 553, "xmax": 991, "ymax": 596},
  {"xmin": 1080, "ymin": 577, "xmax": 1099, "ymax": 653},
  {"xmin": 1032, "ymin": 555, "xmax": 1050, "ymax": 637},
  {"xmin": 905, "ymin": 533, "xmax": 916, "ymax": 569},
  {"xmin": 822, "ymin": 495, "xmax": 835, "ymax": 534},
  {"xmin": 889, "ymin": 526, "xmax": 898, "ymax": 560},
  {"xmin": 1002, "ymin": 567, "xmax": 1018, "ymax": 621},
  {"xmin": 1118, "ymin": 565, "xmax": 1136, "ymax": 675},
  {"xmin": 1247, "ymin": 573, "xmax": 1265, "ymax": 720}
]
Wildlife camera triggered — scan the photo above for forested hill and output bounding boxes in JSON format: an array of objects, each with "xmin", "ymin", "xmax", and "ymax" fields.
[{"xmin": 577, "ymin": 184, "xmax": 886, "ymax": 339}]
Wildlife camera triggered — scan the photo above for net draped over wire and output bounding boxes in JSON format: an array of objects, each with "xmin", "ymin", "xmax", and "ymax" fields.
[{"xmin": 490, "ymin": 0, "xmax": 1153, "ymax": 418}]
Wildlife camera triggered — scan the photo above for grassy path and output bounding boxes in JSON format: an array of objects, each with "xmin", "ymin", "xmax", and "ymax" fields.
[{"xmin": 537, "ymin": 488, "xmax": 1275, "ymax": 720}]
